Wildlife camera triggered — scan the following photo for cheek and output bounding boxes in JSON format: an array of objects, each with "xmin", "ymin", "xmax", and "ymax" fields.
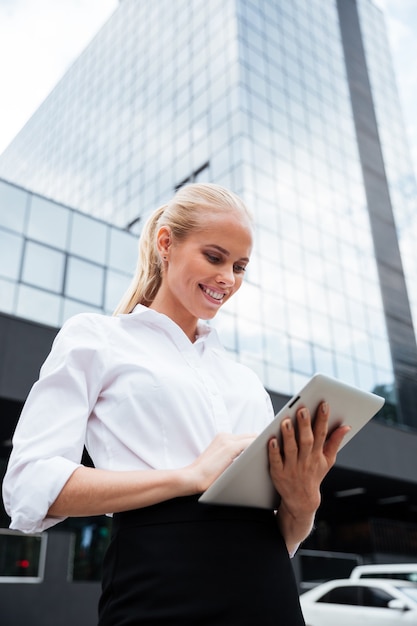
[{"xmin": 231, "ymin": 276, "xmax": 245, "ymax": 294}]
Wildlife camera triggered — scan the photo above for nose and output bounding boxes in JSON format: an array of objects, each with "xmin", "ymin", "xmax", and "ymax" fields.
[{"xmin": 216, "ymin": 265, "xmax": 235, "ymax": 287}]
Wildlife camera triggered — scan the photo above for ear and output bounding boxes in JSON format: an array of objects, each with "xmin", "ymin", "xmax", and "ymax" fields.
[{"xmin": 156, "ymin": 226, "xmax": 172, "ymax": 259}]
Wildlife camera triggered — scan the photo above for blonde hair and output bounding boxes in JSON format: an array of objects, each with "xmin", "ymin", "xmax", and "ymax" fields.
[{"xmin": 113, "ymin": 183, "xmax": 252, "ymax": 315}]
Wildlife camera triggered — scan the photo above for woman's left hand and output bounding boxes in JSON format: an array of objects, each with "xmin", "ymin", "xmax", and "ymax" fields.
[{"xmin": 268, "ymin": 401, "xmax": 350, "ymax": 551}]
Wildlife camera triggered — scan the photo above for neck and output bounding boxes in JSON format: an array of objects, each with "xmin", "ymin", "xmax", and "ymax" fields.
[{"xmin": 149, "ymin": 300, "xmax": 198, "ymax": 343}]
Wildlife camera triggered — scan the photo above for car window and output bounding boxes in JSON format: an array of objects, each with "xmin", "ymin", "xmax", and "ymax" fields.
[
  {"xmin": 361, "ymin": 572, "xmax": 417, "ymax": 582},
  {"xmin": 400, "ymin": 587, "xmax": 417, "ymax": 603},
  {"xmin": 317, "ymin": 586, "xmax": 359, "ymax": 605},
  {"xmin": 362, "ymin": 586, "xmax": 393, "ymax": 608}
]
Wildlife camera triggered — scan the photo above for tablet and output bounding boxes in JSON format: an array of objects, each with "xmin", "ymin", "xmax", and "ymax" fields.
[{"xmin": 198, "ymin": 373, "xmax": 385, "ymax": 510}]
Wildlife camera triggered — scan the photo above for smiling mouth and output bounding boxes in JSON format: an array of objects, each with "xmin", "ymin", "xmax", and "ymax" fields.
[{"xmin": 200, "ymin": 285, "xmax": 225, "ymax": 302}]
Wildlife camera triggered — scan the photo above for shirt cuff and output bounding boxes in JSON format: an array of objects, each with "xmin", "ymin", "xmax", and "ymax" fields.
[{"xmin": 5, "ymin": 457, "xmax": 81, "ymax": 534}]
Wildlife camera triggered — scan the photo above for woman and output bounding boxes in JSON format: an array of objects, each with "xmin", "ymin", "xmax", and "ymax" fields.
[{"xmin": 3, "ymin": 183, "xmax": 349, "ymax": 625}]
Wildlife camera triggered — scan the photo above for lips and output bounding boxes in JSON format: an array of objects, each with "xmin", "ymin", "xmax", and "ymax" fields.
[{"xmin": 200, "ymin": 284, "xmax": 225, "ymax": 302}]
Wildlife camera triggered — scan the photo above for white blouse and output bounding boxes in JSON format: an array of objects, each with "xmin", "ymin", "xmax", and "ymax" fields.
[{"xmin": 3, "ymin": 305, "xmax": 274, "ymax": 533}]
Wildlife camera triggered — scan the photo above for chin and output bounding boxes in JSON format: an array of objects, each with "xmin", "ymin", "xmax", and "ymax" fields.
[{"xmin": 199, "ymin": 309, "xmax": 220, "ymax": 321}]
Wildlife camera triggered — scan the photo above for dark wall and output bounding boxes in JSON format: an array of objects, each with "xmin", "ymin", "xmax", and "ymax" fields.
[
  {"xmin": 0, "ymin": 532, "xmax": 101, "ymax": 626},
  {"xmin": 337, "ymin": 419, "xmax": 417, "ymax": 483},
  {"xmin": 0, "ymin": 312, "xmax": 58, "ymax": 403},
  {"xmin": 0, "ymin": 313, "xmax": 59, "ymax": 448}
]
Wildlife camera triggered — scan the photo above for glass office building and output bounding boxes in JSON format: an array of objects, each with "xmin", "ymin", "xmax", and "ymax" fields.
[
  {"xmin": 1, "ymin": 0, "xmax": 416, "ymax": 423},
  {"xmin": 1, "ymin": 1, "xmax": 417, "ymax": 623}
]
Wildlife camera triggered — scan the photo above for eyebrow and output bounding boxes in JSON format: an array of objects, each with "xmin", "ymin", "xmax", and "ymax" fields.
[{"xmin": 208, "ymin": 244, "xmax": 250, "ymax": 263}]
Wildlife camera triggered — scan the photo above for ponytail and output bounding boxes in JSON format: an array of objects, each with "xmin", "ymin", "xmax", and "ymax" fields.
[{"xmin": 113, "ymin": 204, "xmax": 167, "ymax": 314}]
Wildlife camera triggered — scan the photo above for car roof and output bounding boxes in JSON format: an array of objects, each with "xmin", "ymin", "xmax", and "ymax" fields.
[
  {"xmin": 320, "ymin": 577, "xmax": 417, "ymax": 586},
  {"xmin": 300, "ymin": 577, "xmax": 417, "ymax": 600},
  {"xmin": 351, "ymin": 563, "xmax": 417, "ymax": 573}
]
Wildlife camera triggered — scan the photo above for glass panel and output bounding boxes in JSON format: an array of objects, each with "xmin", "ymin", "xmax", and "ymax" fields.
[
  {"xmin": 265, "ymin": 329, "xmax": 290, "ymax": 370},
  {"xmin": 212, "ymin": 311, "xmax": 237, "ymax": 352},
  {"xmin": 0, "ymin": 230, "xmax": 23, "ymax": 280},
  {"xmin": 108, "ymin": 228, "xmax": 137, "ymax": 272},
  {"xmin": 265, "ymin": 363, "xmax": 291, "ymax": 393},
  {"xmin": 0, "ymin": 278, "xmax": 15, "ymax": 314},
  {"xmin": 0, "ymin": 182, "xmax": 28, "ymax": 233},
  {"xmin": 22, "ymin": 242, "xmax": 65, "ymax": 293},
  {"xmin": 65, "ymin": 257, "xmax": 104, "ymax": 307},
  {"xmin": 70, "ymin": 212, "xmax": 108, "ymax": 264},
  {"xmin": 335, "ymin": 354, "xmax": 357, "ymax": 386},
  {"xmin": 313, "ymin": 345, "xmax": 336, "ymax": 377},
  {"xmin": 62, "ymin": 299, "xmax": 102, "ymax": 324},
  {"xmin": 290, "ymin": 338, "xmax": 313, "ymax": 375},
  {"xmin": 69, "ymin": 519, "xmax": 111, "ymax": 581},
  {"xmin": 105, "ymin": 269, "xmax": 132, "ymax": 313},
  {"xmin": 16, "ymin": 285, "xmax": 62, "ymax": 327},
  {"xmin": 238, "ymin": 318, "xmax": 263, "ymax": 357},
  {"xmin": 27, "ymin": 195, "xmax": 70, "ymax": 249}
]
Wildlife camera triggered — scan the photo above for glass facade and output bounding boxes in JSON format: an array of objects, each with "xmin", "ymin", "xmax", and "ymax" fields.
[
  {"xmin": 221, "ymin": 0, "xmax": 393, "ymax": 401},
  {"xmin": 0, "ymin": 0, "xmax": 415, "ymax": 421},
  {"xmin": 0, "ymin": 179, "xmax": 137, "ymax": 327},
  {"xmin": 357, "ymin": 0, "xmax": 417, "ymax": 336}
]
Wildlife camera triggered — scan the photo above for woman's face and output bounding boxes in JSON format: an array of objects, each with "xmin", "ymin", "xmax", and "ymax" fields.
[{"xmin": 152, "ymin": 209, "xmax": 253, "ymax": 338}]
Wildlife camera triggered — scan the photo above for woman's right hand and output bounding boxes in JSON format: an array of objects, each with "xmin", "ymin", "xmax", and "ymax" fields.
[{"xmin": 187, "ymin": 432, "xmax": 257, "ymax": 493}]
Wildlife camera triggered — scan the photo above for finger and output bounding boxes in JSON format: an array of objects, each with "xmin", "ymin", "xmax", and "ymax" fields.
[
  {"xmin": 280, "ymin": 418, "xmax": 298, "ymax": 465},
  {"xmin": 312, "ymin": 401, "xmax": 330, "ymax": 451},
  {"xmin": 295, "ymin": 407, "xmax": 314, "ymax": 459},
  {"xmin": 323, "ymin": 425, "xmax": 351, "ymax": 462},
  {"xmin": 268, "ymin": 437, "xmax": 284, "ymax": 470},
  {"xmin": 236, "ymin": 433, "xmax": 257, "ymax": 447},
  {"xmin": 230, "ymin": 433, "xmax": 257, "ymax": 457}
]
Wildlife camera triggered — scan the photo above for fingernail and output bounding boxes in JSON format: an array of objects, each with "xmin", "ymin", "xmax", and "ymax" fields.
[
  {"xmin": 300, "ymin": 408, "xmax": 308, "ymax": 419},
  {"xmin": 284, "ymin": 419, "xmax": 292, "ymax": 430},
  {"xmin": 270, "ymin": 438, "xmax": 278, "ymax": 448},
  {"xmin": 321, "ymin": 402, "xmax": 329, "ymax": 414}
]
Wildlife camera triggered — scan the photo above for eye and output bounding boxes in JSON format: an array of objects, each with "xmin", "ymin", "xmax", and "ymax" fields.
[
  {"xmin": 233, "ymin": 264, "xmax": 247, "ymax": 274},
  {"xmin": 205, "ymin": 253, "xmax": 221, "ymax": 264}
]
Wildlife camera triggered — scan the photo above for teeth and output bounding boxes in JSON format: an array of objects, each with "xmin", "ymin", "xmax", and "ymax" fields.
[{"xmin": 203, "ymin": 286, "xmax": 224, "ymax": 300}]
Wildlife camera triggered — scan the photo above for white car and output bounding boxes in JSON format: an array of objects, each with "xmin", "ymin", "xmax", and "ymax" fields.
[
  {"xmin": 350, "ymin": 563, "xmax": 417, "ymax": 583},
  {"xmin": 300, "ymin": 577, "xmax": 417, "ymax": 626}
]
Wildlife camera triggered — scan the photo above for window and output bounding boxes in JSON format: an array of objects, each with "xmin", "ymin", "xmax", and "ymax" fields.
[
  {"xmin": 65, "ymin": 258, "xmax": 104, "ymax": 306},
  {"xmin": 0, "ymin": 530, "xmax": 47, "ymax": 583},
  {"xmin": 27, "ymin": 195, "xmax": 69, "ymax": 249},
  {"xmin": 318, "ymin": 586, "xmax": 359, "ymax": 605},
  {"xmin": 0, "ymin": 230, "xmax": 23, "ymax": 280},
  {"xmin": 69, "ymin": 212, "xmax": 108, "ymax": 264},
  {"xmin": 363, "ymin": 586, "xmax": 393, "ymax": 608},
  {"xmin": 0, "ymin": 181, "xmax": 28, "ymax": 233},
  {"xmin": 108, "ymin": 228, "xmax": 137, "ymax": 273},
  {"xmin": 69, "ymin": 519, "xmax": 111, "ymax": 581},
  {"xmin": 174, "ymin": 162, "xmax": 210, "ymax": 191},
  {"xmin": 22, "ymin": 242, "xmax": 65, "ymax": 293}
]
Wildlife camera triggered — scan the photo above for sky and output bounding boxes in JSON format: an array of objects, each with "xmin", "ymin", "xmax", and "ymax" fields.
[{"xmin": 0, "ymin": 0, "xmax": 416, "ymax": 179}]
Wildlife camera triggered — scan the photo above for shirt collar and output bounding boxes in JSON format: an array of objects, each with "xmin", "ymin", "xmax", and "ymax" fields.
[{"xmin": 119, "ymin": 304, "xmax": 224, "ymax": 350}]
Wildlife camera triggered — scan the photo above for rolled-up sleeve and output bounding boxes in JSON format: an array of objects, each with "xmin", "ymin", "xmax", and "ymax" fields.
[{"xmin": 2, "ymin": 314, "xmax": 105, "ymax": 533}]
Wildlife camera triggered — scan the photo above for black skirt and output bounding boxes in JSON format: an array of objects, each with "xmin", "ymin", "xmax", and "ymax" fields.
[{"xmin": 98, "ymin": 495, "xmax": 305, "ymax": 626}]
